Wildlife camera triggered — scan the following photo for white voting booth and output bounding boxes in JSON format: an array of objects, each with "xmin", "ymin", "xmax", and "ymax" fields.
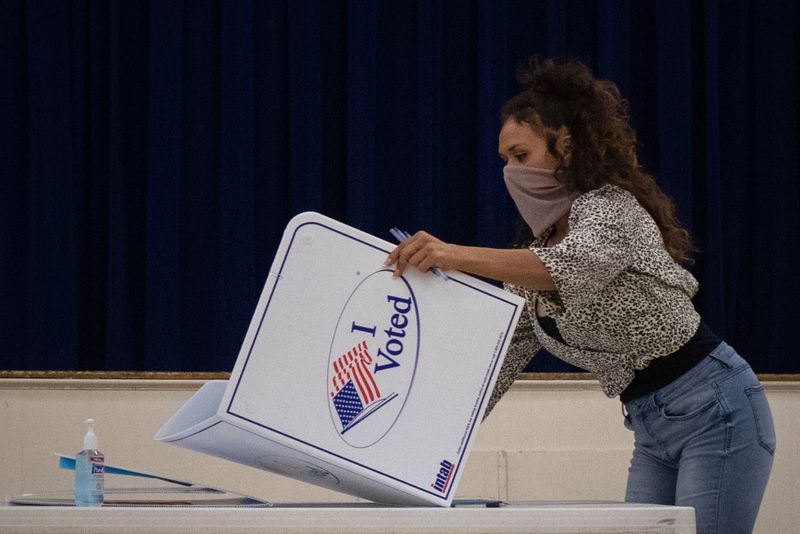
[{"xmin": 155, "ymin": 212, "xmax": 525, "ymax": 507}]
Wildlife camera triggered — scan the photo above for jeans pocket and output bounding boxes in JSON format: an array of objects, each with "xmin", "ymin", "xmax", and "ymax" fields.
[
  {"xmin": 745, "ymin": 385, "xmax": 777, "ymax": 455},
  {"xmin": 655, "ymin": 382, "xmax": 720, "ymax": 420}
]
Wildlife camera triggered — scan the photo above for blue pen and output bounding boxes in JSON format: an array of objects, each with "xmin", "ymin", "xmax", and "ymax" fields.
[{"xmin": 389, "ymin": 227, "xmax": 449, "ymax": 282}]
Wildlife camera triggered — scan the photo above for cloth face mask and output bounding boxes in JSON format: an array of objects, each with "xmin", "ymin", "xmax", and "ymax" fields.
[{"xmin": 503, "ymin": 165, "xmax": 578, "ymax": 238}]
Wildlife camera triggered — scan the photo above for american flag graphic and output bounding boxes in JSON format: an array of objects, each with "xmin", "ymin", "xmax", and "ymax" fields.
[
  {"xmin": 331, "ymin": 381, "xmax": 364, "ymax": 429},
  {"xmin": 330, "ymin": 340, "xmax": 380, "ymax": 403},
  {"xmin": 330, "ymin": 341, "xmax": 382, "ymax": 430}
]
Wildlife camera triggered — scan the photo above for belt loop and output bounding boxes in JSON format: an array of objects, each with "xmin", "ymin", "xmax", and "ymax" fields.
[{"xmin": 709, "ymin": 342, "xmax": 732, "ymax": 368}]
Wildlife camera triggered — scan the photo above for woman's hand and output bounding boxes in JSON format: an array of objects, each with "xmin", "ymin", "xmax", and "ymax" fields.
[{"xmin": 384, "ymin": 231, "xmax": 457, "ymax": 278}]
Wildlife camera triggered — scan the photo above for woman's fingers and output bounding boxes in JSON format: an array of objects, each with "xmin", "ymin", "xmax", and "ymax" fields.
[
  {"xmin": 409, "ymin": 247, "xmax": 432, "ymax": 271},
  {"xmin": 384, "ymin": 247, "xmax": 399, "ymax": 267},
  {"xmin": 384, "ymin": 234, "xmax": 416, "ymax": 267},
  {"xmin": 394, "ymin": 237, "xmax": 424, "ymax": 277},
  {"xmin": 384, "ymin": 231, "xmax": 448, "ymax": 277}
]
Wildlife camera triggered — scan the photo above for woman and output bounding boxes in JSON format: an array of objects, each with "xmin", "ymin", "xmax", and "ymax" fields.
[{"xmin": 385, "ymin": 58, "xmax": 774, "ymax": 534}]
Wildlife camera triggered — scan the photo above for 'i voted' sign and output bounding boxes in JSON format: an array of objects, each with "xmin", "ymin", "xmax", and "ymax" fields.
[
  {"xmin": 327, "ymin": 270, "xmax": 420, "ymax": 447},
  {"xmin": 156, "ymin": 212, "xmax": 524, "ymax": 506}
]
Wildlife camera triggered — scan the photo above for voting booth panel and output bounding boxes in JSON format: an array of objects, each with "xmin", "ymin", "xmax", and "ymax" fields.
[{"xmin": 156, "ymin": 212, "xmax": 524, "ymax": 506}]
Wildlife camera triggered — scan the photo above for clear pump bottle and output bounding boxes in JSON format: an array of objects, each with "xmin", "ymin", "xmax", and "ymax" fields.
[{"xmin": 74, "ymin": 418, "xmax": 104, "ymax": 507}]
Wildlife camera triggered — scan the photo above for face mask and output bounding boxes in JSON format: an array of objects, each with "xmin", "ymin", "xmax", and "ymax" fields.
[{"xmin": 503, "ymin": 165, "xmax": 578, "ymax": 238}]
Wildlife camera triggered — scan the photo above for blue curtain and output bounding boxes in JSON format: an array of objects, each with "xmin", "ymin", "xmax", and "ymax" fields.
[{"xmin": 1, "ymin": 0, "xmax": 798, "ymax": 373}]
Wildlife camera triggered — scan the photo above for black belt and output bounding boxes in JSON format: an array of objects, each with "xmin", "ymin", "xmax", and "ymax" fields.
[{"xmin": 620, "ymin": 322, "xmax": 722, "ymax": 404}]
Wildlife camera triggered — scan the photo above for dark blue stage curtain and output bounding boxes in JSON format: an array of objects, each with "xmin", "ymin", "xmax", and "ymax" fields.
[{"xmin": 1, "ymin": 1, "xmax": 798, "ymax": 373}]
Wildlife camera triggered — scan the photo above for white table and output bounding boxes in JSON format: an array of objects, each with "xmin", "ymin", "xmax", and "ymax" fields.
[{"xmin": 0, "ymin": 502, "xmax": 695, "ymax": 533}]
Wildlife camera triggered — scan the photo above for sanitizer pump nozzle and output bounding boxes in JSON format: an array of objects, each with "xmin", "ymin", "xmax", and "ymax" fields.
[{"xmin": 83, "ymin": 418, "xmax": 98, "ymax": 449}]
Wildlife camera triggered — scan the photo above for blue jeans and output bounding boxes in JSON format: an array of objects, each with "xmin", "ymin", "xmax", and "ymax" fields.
[{"xmin": 623, "ymin": 342, "xmax": 775, "ymax": 534}]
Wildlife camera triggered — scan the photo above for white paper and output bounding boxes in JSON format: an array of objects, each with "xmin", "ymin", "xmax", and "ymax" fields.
[{"xmin": 155, "ymin": 212, "xmax": 524, "ymax": 506}]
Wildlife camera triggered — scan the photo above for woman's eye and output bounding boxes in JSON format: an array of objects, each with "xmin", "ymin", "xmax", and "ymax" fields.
[{"xmin": 515, "ymin": 153, "xmax": 526, "ymax": 162}]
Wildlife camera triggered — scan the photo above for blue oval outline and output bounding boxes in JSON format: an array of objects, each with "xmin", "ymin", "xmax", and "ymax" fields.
[{"xmin": 326, "ymin": 269, "xmax": 420, "ymax": 448}]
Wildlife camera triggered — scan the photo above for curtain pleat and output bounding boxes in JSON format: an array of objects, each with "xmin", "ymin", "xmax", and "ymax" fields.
[
  {"xmin": 26, "ymin": 1, "xmax": 78, "ymax": 370},
  {"xmin": 145, "ymin": 0, "xmax": 183, "ymax": 370}
]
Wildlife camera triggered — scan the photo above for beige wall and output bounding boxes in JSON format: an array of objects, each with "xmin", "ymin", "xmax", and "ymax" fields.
[{"xmin": 0, "ymin": 378, "xmax": 796, "ymax": 533}]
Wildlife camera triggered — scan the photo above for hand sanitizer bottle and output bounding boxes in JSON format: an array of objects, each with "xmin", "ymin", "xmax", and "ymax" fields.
[{"xmin": 74, "ymin": 418, "xmax": 104, "ymax": 507}]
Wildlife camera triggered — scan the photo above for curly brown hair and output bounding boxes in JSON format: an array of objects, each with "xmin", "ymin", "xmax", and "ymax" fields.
[{"xmin": 501, "ymin": 57, "xmax": 695, "ymax": 264}]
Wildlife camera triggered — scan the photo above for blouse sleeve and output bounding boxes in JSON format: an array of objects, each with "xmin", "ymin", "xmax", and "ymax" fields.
[
  {"xmin": 532, "ymin": 188, "xmax": 639, "ymax": 309},
  {"xmin": 482, "ymin": 286, "xmax": 541, "ymax": 420}
]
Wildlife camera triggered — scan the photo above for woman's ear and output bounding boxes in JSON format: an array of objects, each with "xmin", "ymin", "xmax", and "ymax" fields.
[{"xmin": 556, "ymin": 133, "xmax": 572, "ymax": 166}]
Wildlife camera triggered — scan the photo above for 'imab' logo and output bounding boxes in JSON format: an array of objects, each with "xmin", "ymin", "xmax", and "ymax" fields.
[
  {"xmin": 431, "ymin": 460, "xmax": 455, "ymax": 494},
  {"xmin": 327, "ymin": 270, "xmax": 420, "ymax": 448}
]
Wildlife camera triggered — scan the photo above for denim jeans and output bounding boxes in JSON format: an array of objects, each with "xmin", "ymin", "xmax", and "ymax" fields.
[{"xmin": 623, "ymin": 342, "xmax": 775, "ymax": 534}]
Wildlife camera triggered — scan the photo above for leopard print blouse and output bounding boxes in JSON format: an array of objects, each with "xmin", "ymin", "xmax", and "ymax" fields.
[{"xmin": 484, "ymin": 184, "xmax": 701, "ymax": 417}]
